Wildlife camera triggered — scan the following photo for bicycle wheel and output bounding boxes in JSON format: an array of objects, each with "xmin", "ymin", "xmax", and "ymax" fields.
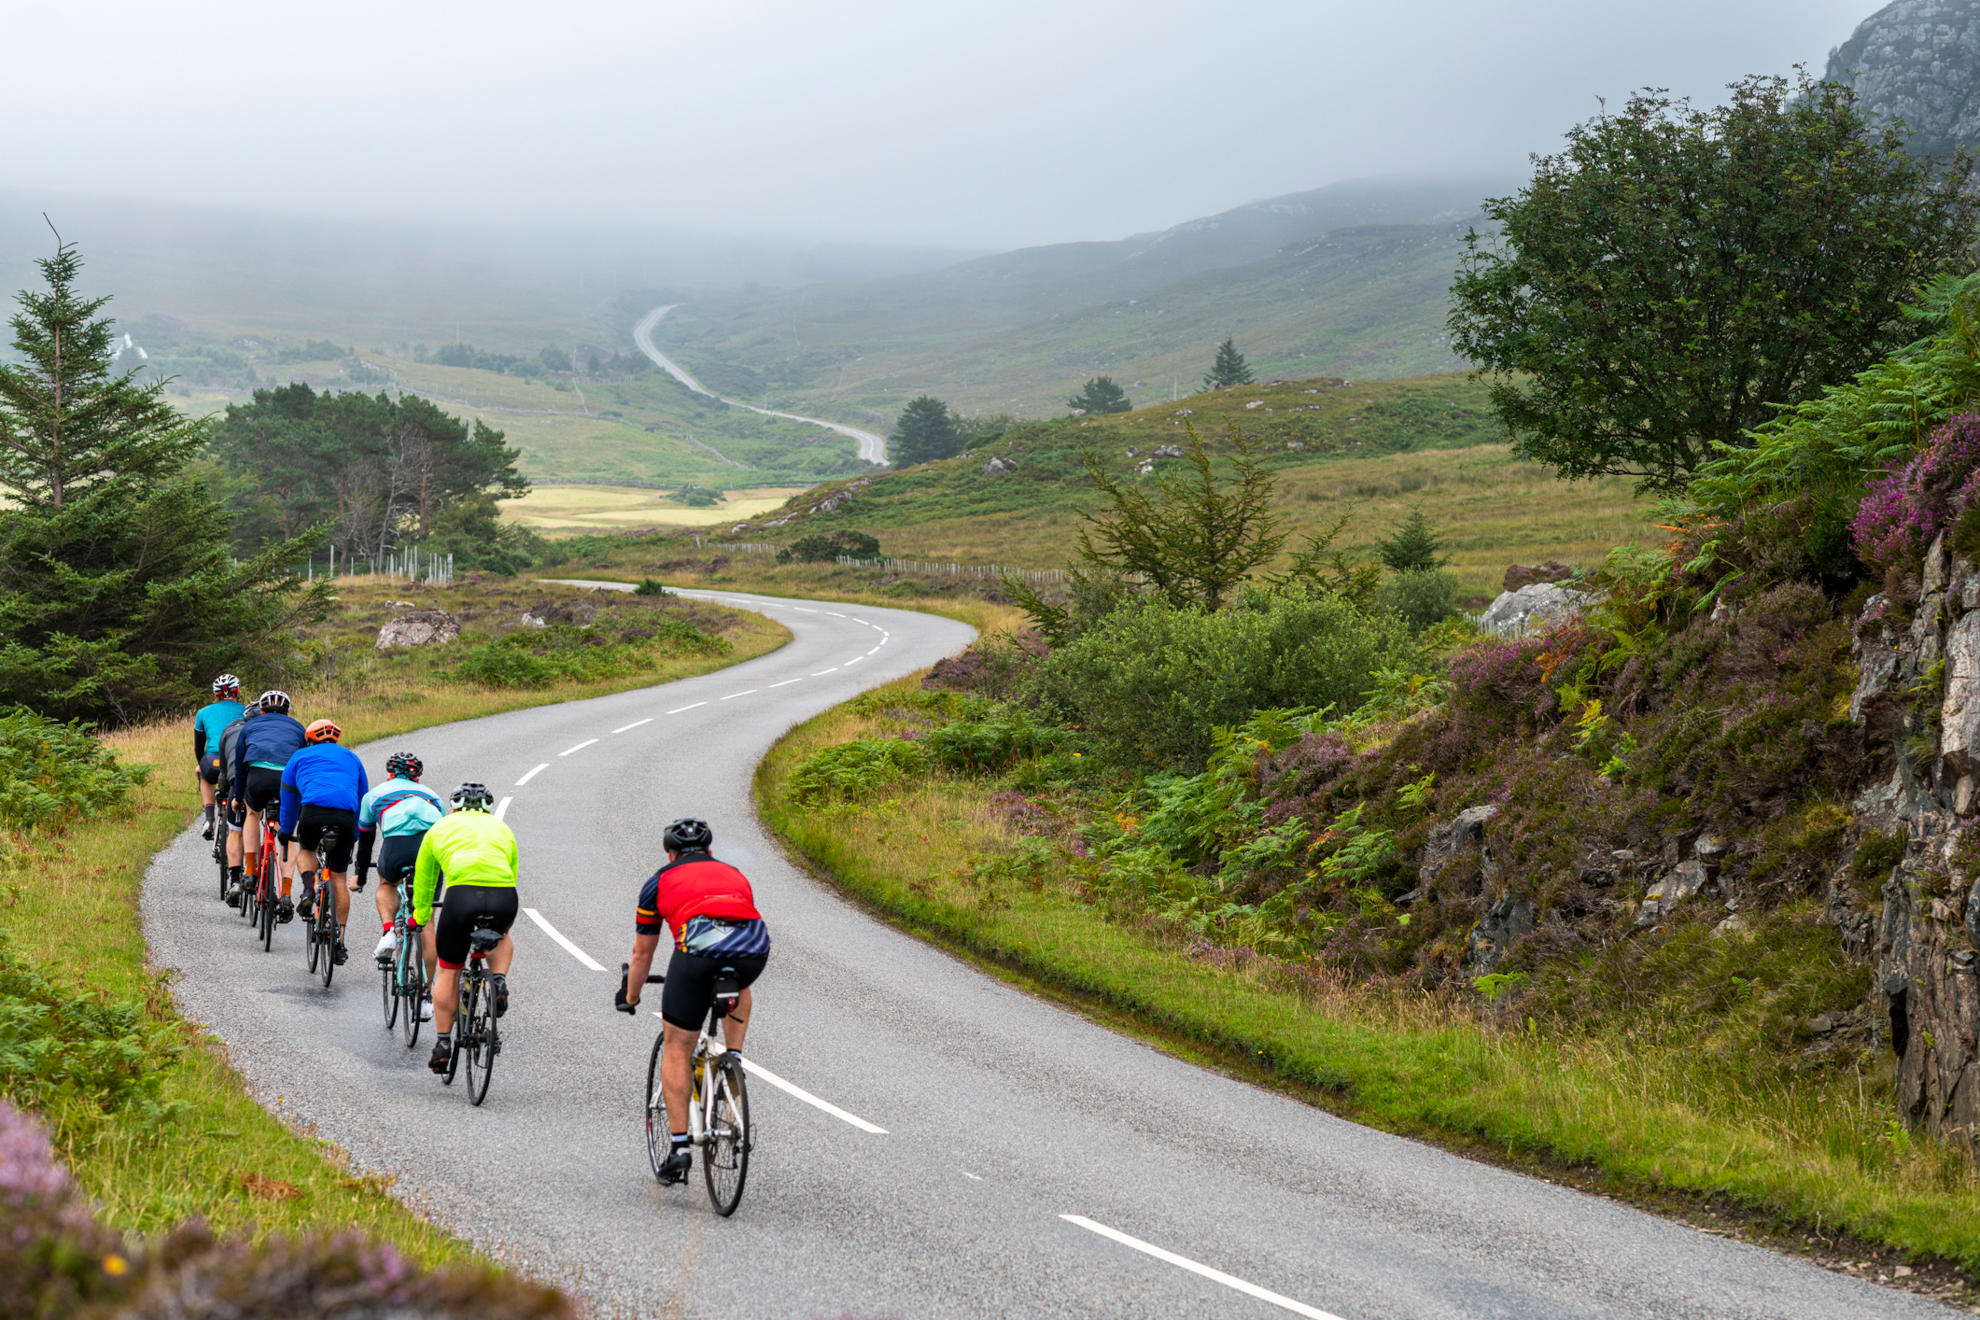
[
  {"xmin": 703, "ymin": 1057, "xmax": 750, "ymax": 1216},
  {"xmin": 401, "ymin": 947, "xmax": 424, "ymax": 1048},
  {"xmin": 258, "ymin": 859, "xmax": 276, "ymax": 952},
  {"xmin": 216, "ymin": 831, "xmax": 230, "ymax": 901},
  {"xmin": 304, "ymin": 883, "xmax": 321, "ymax": 974},
  {"xmin": 466, "ymin": 982, "xmax": 497, "ymax": 1106},
  {"xmin": 382, "ymin": 941, "xmax": 399, "ymax": 1027},
  {"xmin": 318, "ymin": 883, "xmax": 336, "ymax": 988},
  {"xmin": 644, "ymin": 1032, "xmax": 670, "ymax": 1179},
  {"xmin": 442, "ymin": 981, "xmax": 467, "ymax": 1087}
]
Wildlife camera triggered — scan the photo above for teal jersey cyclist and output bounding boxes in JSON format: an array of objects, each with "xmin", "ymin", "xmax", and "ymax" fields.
[
  {"xmin": 413, "ymin": 784, "xmax": 519, "ymax": 1076},
  {"xmin": 191, "ymin": 674, "xmax": 244, "ymax": 842},
  {"xmin": 354, "ymin": 752, "xmax": 448, "ymax": 964}
]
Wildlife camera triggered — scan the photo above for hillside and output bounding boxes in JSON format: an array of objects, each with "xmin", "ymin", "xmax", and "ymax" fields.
[
  {"xmin": 1826, "ymin": 0, "xmax": 1980, "ymax": 157},
  {"xmin": 690, "ymin": 374, "xmax": 1658, "ymax": 598},
  {"xmin": 651, "ymin": 177, "xmax": 1507, "ymax": 429}
]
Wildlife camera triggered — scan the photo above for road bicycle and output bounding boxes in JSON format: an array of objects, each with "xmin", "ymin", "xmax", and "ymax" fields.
[
  {"xmin": 300, "ymin": 827, "xmax": 341, "ymax": 987},
  {"xmin": 440, "ymin": 926, "xmax": 504, "ymax": 1106},
  {"xmin": 212, "ymin": 799, "xmax": 232, "ymax": 902},
  {"xmin": 244, "ymin": 815, "xmax": 280, "ymax": 951},
  {"xmin": 381, "ymin": 897, "xmax": 428, "ymax": 1046},
  {"xmin": 626, "ymin": 963, "xmax": 751, "ymax": 1216}
]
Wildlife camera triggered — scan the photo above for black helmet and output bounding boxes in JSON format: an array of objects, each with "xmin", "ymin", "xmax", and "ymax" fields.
[
  {"xmin": 385, "ymin": 752, "xmax": 423, "ymax": 781},
  {"xmin": 452, "ymin": 782, "xmax": 494, "ymax": 812},
  {"xmin": 663, "ymin": 817, "xmax": 712, "ymax": 853}
]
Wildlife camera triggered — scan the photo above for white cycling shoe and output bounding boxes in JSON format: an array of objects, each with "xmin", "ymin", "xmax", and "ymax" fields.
[
  {"xmin": 373, "ymin": 932, "xmax": 395, "ymax": 961},
  {"xmin": 418, "ymin": 995, "xmax": 434, "ymax": 1022}
]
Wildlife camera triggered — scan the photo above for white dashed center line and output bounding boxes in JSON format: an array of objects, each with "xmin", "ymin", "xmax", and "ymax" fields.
[
  {"xmin": 667, "ymin": 701, "xmax": 707, "ymax": 714},
  {"xmin": 812, "ymin": 668, "xmax": 839, "ymax": 676},
  {"xmin": 737, "ymin": 1050, "xmax": 887, "ymax": 1134},
  {"xmin": 845, "ymin": 656, "xmax": 866, "ymax": 666},
  {"xmin": 516, "ymin": 763, "xmax": 549, "ymax": 787},
  {"xmin": 720, "ymin": 689, "xmax": 757, "ymax": 701},
  {"xmin": 559, "ymin": 738, "xmax": 598, "ymax": 757},
  {"xmin": 525, "ymin": 908, "xmax": 606, "ymax": 972},
  {"xmin": 612, "ymin": 718, "xmax": 653, "ymax": 733},
  {"xmin": 769, "ymin": 678, "xmax": 803, "ymax": 688},
  {"xmin": 494, "ymin": 796, "xmax": 513, "ymax": 821},
  {"xmin": 1059, "ymin": 1217, "xmax": 1342, "ymax": 1320}
]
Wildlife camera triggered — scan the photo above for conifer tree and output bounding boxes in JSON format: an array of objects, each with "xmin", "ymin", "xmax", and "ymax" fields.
[
  {"xmin": 1373, "ymin": 506, "xmax": 1449, "ymax": 573},
  {"xmin": 1068, "ymin": 376, "xmax": 1131, "ymax": 415},
  {"xmin": 0, "ymin": 238, "xmax": 323, "ymax": 722},
  {"xmin": 1202, "ymin": 337, "xmax": 1254, "ymax": 390},
  {"xmin": 889, "ymin": 395, "xmax": 964, "ymax": 465}
]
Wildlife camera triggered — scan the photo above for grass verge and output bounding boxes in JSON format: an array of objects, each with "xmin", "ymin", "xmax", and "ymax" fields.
[
  {"xmin": 0, "ymin": 586, "xmax": 787, "ymax": 1257},
  {"xmin": 755, "ymin": 674, "xmax": 1980, "ymax": 1304}
]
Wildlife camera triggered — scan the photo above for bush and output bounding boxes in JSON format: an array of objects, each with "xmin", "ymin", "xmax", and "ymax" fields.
[
  {"xmin": 0, "ymin": 709, "xmax": 147, "ymax": 839},
  {"xmin": 921, "ymin": 716, "xmax": 1072, "ymax": 773},
  {"xmin": 451, "ymin": 620, "xmax": 721, "ymax": 690},
  {"xmin": 1031, "ymin": 586, "xmax": 1416, "ymax": 769},
  {"xmin": 1378, "ymin": 568, "xmax": 1460, "ymax": 631},
  {"xmin": 787, "ymin": 738, "xmax": 933, "ymax": 805},
  {"xmin": 779, "ymin": 531, "xmax": 881, "ymax": 564},
  {"xmin": 632, "ymin": 578, "xmax": 671, "ymax": 596},
  {"xmin": 1850, "ymin": 413, "xmax": 1980, "ymax": 573}
]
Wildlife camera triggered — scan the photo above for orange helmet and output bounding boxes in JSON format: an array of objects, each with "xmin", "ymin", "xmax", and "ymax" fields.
[{"xmin": 304, "ymin": 718, "xmax": 342, "ymax": 744}]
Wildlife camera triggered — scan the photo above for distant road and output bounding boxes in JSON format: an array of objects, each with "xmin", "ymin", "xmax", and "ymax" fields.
[{"xmin": 632, "ymin": 304, "xmax": 888, "ymax": 464}]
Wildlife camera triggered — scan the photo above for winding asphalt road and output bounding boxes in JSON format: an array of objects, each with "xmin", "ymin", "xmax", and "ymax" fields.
[
  {"xmin": 143, "ymin": 588, "xmax": 1954, "ymax": 1318},
  {"xmin": 632, "ymin": 305, "xmax": 890, "ymax": 465}
]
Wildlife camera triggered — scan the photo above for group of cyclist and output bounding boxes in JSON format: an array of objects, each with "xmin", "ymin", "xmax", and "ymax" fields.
[{"xmin": 192, "ymin": 673, "xmax": 773, "ymax": 1184}]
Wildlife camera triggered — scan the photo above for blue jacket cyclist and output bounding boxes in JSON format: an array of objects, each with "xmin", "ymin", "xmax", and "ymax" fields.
[
  {"xmin": 280, "ymin": 719, "xmax": 369, "ymax": 963},
  {"xmin": 354, "ymin": 752, "xmax": 448, "ymax": 964},
  {"xmin": 228, "ymin": 690, "xmax": 305, "ymax": 912}
]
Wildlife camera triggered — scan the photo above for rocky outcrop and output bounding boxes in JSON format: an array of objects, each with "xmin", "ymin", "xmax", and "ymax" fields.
[
  {"xmin": 1850, "ymin": 530, "xmax": 1980, "ymax": 1145},
  {"xmin": 1480, "ymin": 582, "xmax": 1594, "ymax": 637},
  {"xmin": 982, "ymin": 457, "xmax": 1019, "ymax": 477},
  {"xmin": 1502, "ymin": 561, "xmax": 1574, "ymax": 593},
  {"xmin": 1826, "ymin": 1, "xmax": 1980, "ymax": 158},
  {"xmin": 520, "ymin": 598, "xmax": 600, "ymax": 629},
  {"xmin": 375, "ymin": 609, "xmax": 459, "ymax": 650}
]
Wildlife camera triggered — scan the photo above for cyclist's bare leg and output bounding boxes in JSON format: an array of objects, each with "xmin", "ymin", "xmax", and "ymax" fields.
[
  {"xmin": 661, "ymin": 1023, "xmax": 697, "ymax": 1137},
  {"xmin": 421, "ymin": 922, "xmax": 438, "ymax": 984},
  {"xmin": 431, "ymin": 967, "xmax": 462, "ymax": 1033},
  {"xmin": 242, "ymin": 806, "xmax": 264, "ymax": 874},
  {"xmin": 328, "ymin": 869, "xmax": 350, "ymax": 929},
  {"xmin": 371, "ymin": 879, "xmax": 398, "ymax": 931},
  {"xmin": 487, "ymin": 933, "xmax": 513, "ymax": 976},
  {"xmin": 197, "ymin": 769, "xmax": 215, "ymax": 810},
  {"xmin": 225, "ymin": 818, "xmax": 242, "ymax": 867}
]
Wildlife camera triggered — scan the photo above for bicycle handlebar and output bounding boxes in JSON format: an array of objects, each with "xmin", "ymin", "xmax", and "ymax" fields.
[{"xmin": 614, "ymin": 963, "xmax": 666, "ymax": 1014}]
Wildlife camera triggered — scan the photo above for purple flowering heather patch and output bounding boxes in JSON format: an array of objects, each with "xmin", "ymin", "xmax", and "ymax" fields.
[{"xmin": 1850, "ymin": 413, "xmax": 1980, "ymax": 572}]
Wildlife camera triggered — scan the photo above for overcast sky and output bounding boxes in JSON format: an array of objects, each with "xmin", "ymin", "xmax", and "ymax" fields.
[{"xmin": 6, "ymin": 0, "xmax": 1879, "ymax": 251}]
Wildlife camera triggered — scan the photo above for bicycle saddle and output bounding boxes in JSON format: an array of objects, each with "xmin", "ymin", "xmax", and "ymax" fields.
[
  {"xmin": 712, "ymin": 969, "xmax": 741, "ymax": 1016},
  {"xmin": 468, "ymin": 927, "xmax": 505, "ymax": 952}
]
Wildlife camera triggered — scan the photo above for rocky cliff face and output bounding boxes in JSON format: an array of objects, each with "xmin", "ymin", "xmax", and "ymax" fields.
[
  {"xmin": 1846, "ymin": 531, "xmax": 1980, "ymax": 1145},
  {"xmin": 1827, "ymin": 1, "xmax": 1980, "ymax": 156}
]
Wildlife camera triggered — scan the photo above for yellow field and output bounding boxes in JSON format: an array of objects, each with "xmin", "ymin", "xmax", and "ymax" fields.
[{"xmin": 502, "ymin": 483, "xmax": 813, "ymax": 532}]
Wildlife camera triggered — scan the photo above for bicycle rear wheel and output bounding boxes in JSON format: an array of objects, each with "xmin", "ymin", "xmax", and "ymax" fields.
[
  {"xmin": 401, "ymin": 945, "xmax": 424, "ymax": 1048},
  {"xmin": 702, "ymin": 1057, "xmax": 749, "ymax": 1216},
  {"xmin": 382, "ymin": 946, "xmax": 398, "ymax": 1027},
  {"xmin": 258, "ymin": 858, "xmax": 276, "ymax": 952},
  {"xmin": 442, "ymin": 981, "xmax": 467, "ymax": 1087},
  {"xmin": 304, "ymin": 883, "xmax": 321, "ymax": 973},
  {"xmin": 318, "ymin": 883, "xmax": 336, "ymax": 988},
  {"xmin": 644, "ymin": 1033, "xmax": 669, "ymax": 1179},
  {"xmin": 466, "ymin": 982, "xmax": 497, "ymax": 1106}
]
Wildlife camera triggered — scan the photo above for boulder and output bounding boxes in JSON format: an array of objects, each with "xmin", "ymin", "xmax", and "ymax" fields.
[
  {"xmin": 982, "ymin": 457, "xmax": 1019, "ymax": 476},
  {"xmin": 1502, "ymin": 561, "xmax": 1574, "ymax": 593},
  {"xmin": 1480, "ymin": 582, "xmax": 1595, "ymax": 638},
  {"xmin": 1941, "ymin": 609, "xmax": 1980, "ymax": 777},
  {"xmin": 1464, "ymin": 894, "xmax": 1536, "ymax": 973},
  {"xmin": 1152, "ymin": 444, "xmax": 1184, "ymax": 459},
  {"xmin": 813, "ymin": 491, "xmax": 854, "ymax": 515},
  {"xmin": 1637, "ymin": 858, "xmax": 1711, "ymax": 927},
  {"xmin": 375, "ymin": 608, "xmax": 459, "ymax": 650},
  {"xmin": 1410, "ymin": 804, "xmax": 1499, "ymax": 900},
  {"xmin": 520, "ymin": 598, "xmax": 600, "ymax": 629}
]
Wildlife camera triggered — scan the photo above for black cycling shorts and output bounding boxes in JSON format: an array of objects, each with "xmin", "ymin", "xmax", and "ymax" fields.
[
  {"xmin": 660, "ymin": 948, "xmax": 768, "ymax": 1031},
  {"xmin": 433, "ymin": 885, "xmax": 518, "ymax": 969},
  {"xmin": 296, "ymin": 805, "xmax": 358, "ymax": 872},
  {"xmin": 242, "ymin": 765, "xmax": 284, "ymax": 813},
  {"xmin": 376, "ymin": 832, "xmax": 425, "ymax": 886},
  {"xmin": 198, "ymin": 753, "xmax": 224, "ymax": 785}
]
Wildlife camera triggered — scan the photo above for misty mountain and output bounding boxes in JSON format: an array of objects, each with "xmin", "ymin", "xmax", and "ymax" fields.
[{"xmin": 1825, "ymin": 0, "xmax": 1980, "ymax": 156}]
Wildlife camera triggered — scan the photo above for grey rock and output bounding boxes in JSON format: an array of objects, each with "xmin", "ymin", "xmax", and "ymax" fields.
[
  {"xmin": 375, "ymin": 608, "xmax": 460, "ymax": 650},
  {"xmin": 1465, "ymin": 893, "xmax": 1536, "ymax": 973},
  {"xmin": 1479, "ymin": 582, "xmax": 1595, "ymax": 638},
  {"xmin": 1502, "ymin": 561, "xmax": 1574, "ymax": 594},
  {"xmin": 1124, "ymin": 447, "xmax": 1140, "ymax": 458},
  {"xmin": 1827, "ymin": 2, "xmax": 1980, "ymax": 158},
  {"xmin": 813, "ymin": 491, "xmax": 854, "ymax": 514},
  {"xmin": 1416, "ymin": 804, "xmax": 1499, "ymax": 895},
  {"xmin": 1152, "ymin": 444, "xmax": 1184, "ymax": 459},
  {"xmin": 1638, "ymin": 858, "xmax": 1711, "ymax": 927},
  {"xmin": 1694, "ymin": 833, "xmax": 1730, "ymax": 862},
  {"xmin": 981, "ymin": 457, "xmax": 1019, "ymax": 476},
  {"xmin": 1940, "ymin": 609, "xmax": 1980, "ymax": 775}
]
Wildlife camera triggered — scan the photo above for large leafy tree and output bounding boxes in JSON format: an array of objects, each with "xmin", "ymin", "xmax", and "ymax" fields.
[
  {"xmin": 1448, "ymin": 73, "xmax": 1980, "ymax": 492},
  {"xmin": 888, "ymin": 395, "xmax": 964, "ymax": 466},
  {"xmin": 1068, "ymin": 376, "xmax": 1131, "ymax": 415},
  {"xmin": 207, "ymin": 385, "xmax": 528, "ymax": 559},
  {"xmin": 1202, "ymin": 338, "xmax": 1253, "ymax": 390},
  {"xmin": 0, "ymin": 240, "xmax": 322, "ymax": 722}
]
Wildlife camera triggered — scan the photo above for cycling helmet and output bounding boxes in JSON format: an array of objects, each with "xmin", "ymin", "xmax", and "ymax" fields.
[
  {"xmin": 452, "ymin": 782, "xmax": 494, "ymax": 811},
  {"xmin": 304, "ymin": 718, "xmax": 342, "ymax": 744},
  {"xmin": 385, "ymin": 752, "xmax": 423, "ymax": 781},
  {"xmin": 258, "ymin": 689, "xmax": 292, "ymax": 714},
  {"xmin": 212, "ymin": 673, "xmax": 240, "ymax": 696},
  {"xmin": 662, "ymin": 817, "xmax": 713, "ymax": 853}
]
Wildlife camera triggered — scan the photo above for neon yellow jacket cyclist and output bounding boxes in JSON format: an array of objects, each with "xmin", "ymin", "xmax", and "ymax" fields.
[{"xmin": 412, "ymin": 810, "xmax": 519, "ymax": 927}]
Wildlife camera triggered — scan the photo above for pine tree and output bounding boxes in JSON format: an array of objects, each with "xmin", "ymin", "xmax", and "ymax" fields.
[
  {"xmin": 889, "ymin": 395, "xmax": 964, "ymax": 466},
  {"xmin": 1373, "ymin": 506, "xmax": 1449, "ymax": 573},
  {"xmin": 0, "ymin": 239, "xmax": 324, "ymax": 722},
  {"xmin": 1068, "ymin": 376, "xmax": 1131, "ymax": 415},
  {"xmin": 1202, "ymin": 337, "xmax": 1254, "ymax": 391}
]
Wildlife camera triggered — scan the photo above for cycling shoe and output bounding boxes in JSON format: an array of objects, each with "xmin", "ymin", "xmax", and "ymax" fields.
[
  {"xmin": 276, "ymin": 898, "xmax": 295, "ymax": 924},
  {"xmin": 428, "ymin": 1037, "xmax": 452, "ymax": 1075},
  {"xmin": 332, "ymin": 941, "xmax": 348, "ymax": 966},
  {"xmin": 492, "ymin": 973, "xmax": 509, "ymax": 1018},
  {"xmin": 658, "ymin": 1146, "xmax": 692, "ymax": 1185}
]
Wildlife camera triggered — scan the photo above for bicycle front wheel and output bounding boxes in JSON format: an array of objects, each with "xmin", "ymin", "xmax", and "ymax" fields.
[
  {"xmin": 442, "ymin": 982, "xmax": 466, "ymax": 1087},
  {"xmin": 382, "ymin": 946, "xmax": 399, "ymax": 1028},
  {"xmin": 644, "ymin": 1032, "xmax": 669, "ymax": 1179},
  {"xmin": 318, "ymin": 892, "xmax": 336, "ymax": 988},
  {"xmin": 703, "ymin": 1057, "xmax": 750, "ymax": 1216},
  {"xmin": 401, "ymin": 949, "xmax": 424, "ymax": 1048},
  {"xmin": 259, "ymin": 867, "xmax": 276, "ymax": 952}
]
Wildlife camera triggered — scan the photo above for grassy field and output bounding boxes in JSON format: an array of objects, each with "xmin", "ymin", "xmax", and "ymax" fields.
[
  {"xmin": 557, "ymin": 373, "xmax": 1658, "ymax": 601},
  {"xmin": 0, "ymin": 581, "xmax": 787, "ymax": 1255},
  {"xmin": 502, "ymin": 484, "xmax": 811, "ymax": 532},
  {"xmin": 754, "ymin": 677, "xmax": 1980, "ymax": 1299}
]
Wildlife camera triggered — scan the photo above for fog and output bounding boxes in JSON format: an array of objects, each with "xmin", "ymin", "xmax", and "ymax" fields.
[{"xmin": 6, "ymin": 0, "xmax": 1876, "ymax": 254}]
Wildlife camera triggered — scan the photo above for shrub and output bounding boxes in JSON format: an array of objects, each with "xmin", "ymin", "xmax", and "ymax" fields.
[
  {"xmin": 787, "ymin": 738, "xmax": 933, "ymax": 805},
  {"xmin": 632, "ymin": 578, "xmax": 671, "ymax": 596},
  {"xmin": 778, "ymin": 531, "xmax": 881, "ymax": 564},
  {"xmin": 0, "ymin": 709, "xmax": 147, "ymax": 839},
  {"xmin": 1378, "ymin": 568, "xmax": 1460, "ymax": 631},
  {"xmin": 921, "ymin": 716, "xmax": 1071, "ymax": 773},
  {"xmin": 1849, "ymin": 413, "xmax": 1980, "ymax": 573},
  {"xmin": 451, "ymin": 620, "xmax": 721, "ymax": 689},
  {"xmin": 1031, "ymin": 587, "xmax": 1415, "ymax": 770},
  {"xmin": 0, "ymin": 1099, "xmax": 129, "ymax": 1319}
]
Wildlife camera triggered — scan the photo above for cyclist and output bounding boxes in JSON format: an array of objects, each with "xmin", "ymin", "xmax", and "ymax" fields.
[
  {"xmin": 614, "ymin": 817, "xmax": 770, "ymax": 1185},
  {"xmin": 229, "ymin": 690, "xmax": 306, "ymax": 921},
  {"xmin": 413, "ymin": 783, "xmax": 519, "ymax": 1077},
  {"xmin": 354, "ymin": 752, "xmax": 447, "ymax": 969},
  {"xmin": 216, "ymin": 697, "xmax": 258, "ymax": 905},
  {"xmin": 191, "ymin": 675, "xmax": 244, "ymax": 841},
  {"xmin": 279, "ymin": 719, "xmax": 370, "ymax": 966}
]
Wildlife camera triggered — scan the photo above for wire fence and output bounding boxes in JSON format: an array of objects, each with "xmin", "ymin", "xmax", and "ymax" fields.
[
  {"xmin": 307, "ymin": 544, "xmax": 455, "ymax": 588},
  {"xmin": 689, "ymin": 536, "xmax": 1065, "ymax": 585}
]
